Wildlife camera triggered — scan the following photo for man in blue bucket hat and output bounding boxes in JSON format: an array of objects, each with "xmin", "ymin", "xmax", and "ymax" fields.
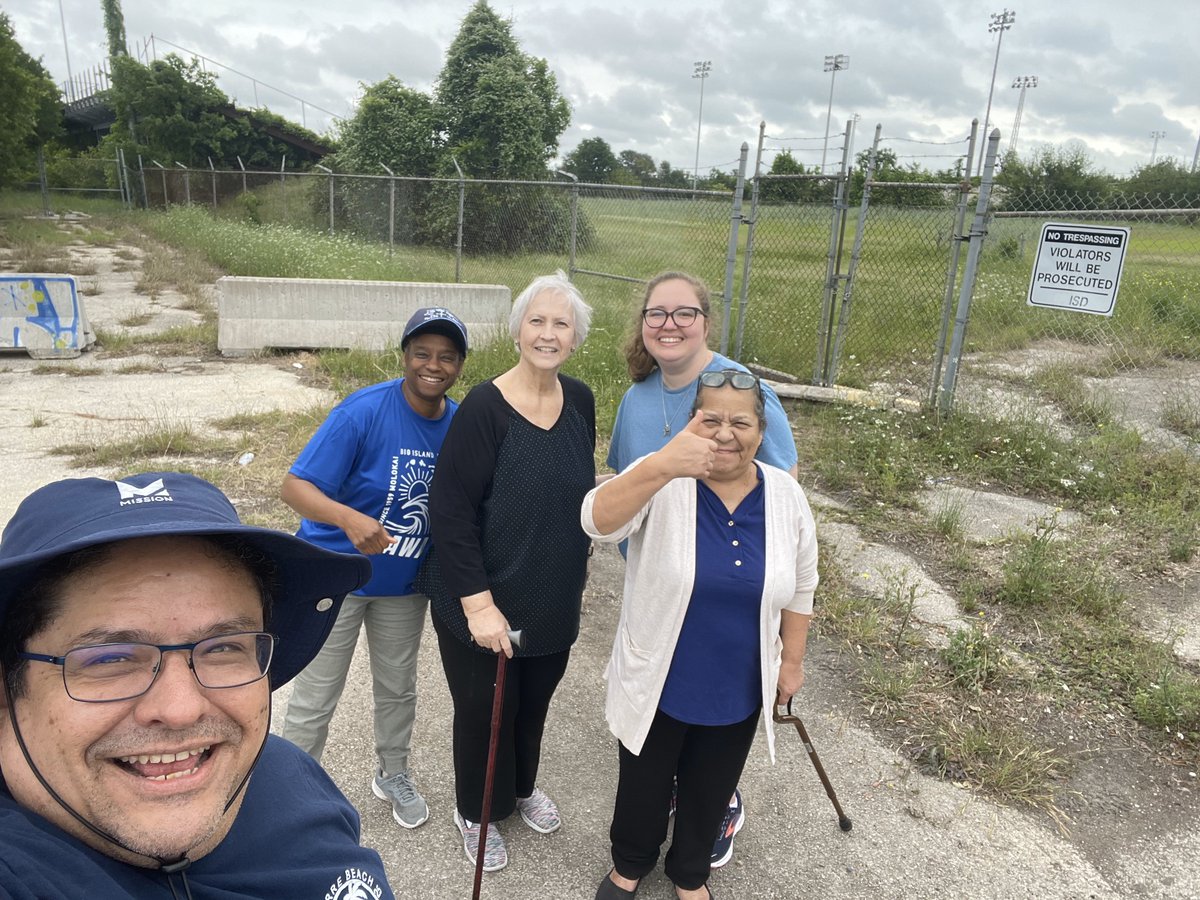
[{"xmin": 0, "ymin": 472, "xmax": 395, "ymax": 899}]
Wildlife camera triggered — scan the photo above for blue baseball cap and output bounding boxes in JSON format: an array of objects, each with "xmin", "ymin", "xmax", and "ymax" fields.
[
  {"xmin": 0, "ymin": 472, "xmax": 371, "ymax": 689},
  {"xmin": 401, "ymin": 306, "xmax": 469, "ymax": 356}
]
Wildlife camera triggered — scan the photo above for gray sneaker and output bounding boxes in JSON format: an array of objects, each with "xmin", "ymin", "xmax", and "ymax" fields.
[{"xmin": 372, "ymin": 768, "xmax": 429, "ymax": 829}]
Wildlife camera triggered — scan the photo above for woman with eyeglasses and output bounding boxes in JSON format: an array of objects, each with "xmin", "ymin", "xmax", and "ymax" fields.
[
  {"xmin": 605, "ymin": 271, "xmax": 799, "ymax": 872},
  {"xmin": 607, "ymin": 272, "xmax": 798, "ymax": 484},
  {"xmin": 583, "ymin": 369, "xmax": 818, "ymax": 900}
]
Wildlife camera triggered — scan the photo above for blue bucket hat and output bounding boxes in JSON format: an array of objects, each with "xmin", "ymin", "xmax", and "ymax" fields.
[{"xmin": 0, "ymin": 472, "xmax": 371, "ymax": 689}]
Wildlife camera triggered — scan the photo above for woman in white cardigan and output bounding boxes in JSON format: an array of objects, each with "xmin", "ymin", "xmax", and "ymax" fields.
[{"xmin": 581, "ymin": 370, "xmax": 818, "ymax": 900}]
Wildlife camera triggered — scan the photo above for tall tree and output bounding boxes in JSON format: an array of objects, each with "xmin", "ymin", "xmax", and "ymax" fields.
[
  {"xmin": 434, "ymin": 1, "xmax": 569, "ymax": 179},
  {"xmin": 106, "ymin": 54, "xmax": 238, "ymax": 165},
  {"xmin": 997, "ymin": 144, "xmax": 1112, "ymax": 211},
  {"xmin": 0, "ymin": 14, "xmax": 61, "ymax": 188},
  {"xmin": 617, "ymin": 150, "xmax": 656, "ymax": 185},
  {"xmin": 761, "ymin": 150, "xmax": 808, "ymax": 202},
  {"xmin": 562, "ymin": 136, "xmax": 619, "ymax": 183},
  {"xmin": 333, "ymin": 76, "xmax": 438, "ymax": 176},
  {"xmin": 1115, "ymin": 158, "xmax": 1200, "ymax": 204}
]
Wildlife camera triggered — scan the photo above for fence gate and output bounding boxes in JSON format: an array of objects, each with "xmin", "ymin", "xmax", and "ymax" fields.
[{"xmin": 735, "ymin": 121, "xmax": 1002, "ymax": 413}]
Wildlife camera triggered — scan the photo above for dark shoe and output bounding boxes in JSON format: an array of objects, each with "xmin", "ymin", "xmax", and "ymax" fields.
[
  {"xmin": 595, "ymin": 870, "xmax": 638, "ymax": 899},
  {"xmin": 709, "ymin": 788, "xmax": 745, "ymax": 868}
]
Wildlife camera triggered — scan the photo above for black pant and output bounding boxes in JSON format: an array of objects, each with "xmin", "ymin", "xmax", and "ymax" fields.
[
  {"xmin": 433, "ymin": 613, "xmax": 570, "ymax": 823},
  {"xmin": 610, "ymin": 707, "xmax": 760, "ymax": 891}
]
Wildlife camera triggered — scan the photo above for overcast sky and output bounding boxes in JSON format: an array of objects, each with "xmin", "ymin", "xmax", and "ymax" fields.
[{"xmin": 11, "ymin": 0, "xmax": 1199, "ymax": 177}]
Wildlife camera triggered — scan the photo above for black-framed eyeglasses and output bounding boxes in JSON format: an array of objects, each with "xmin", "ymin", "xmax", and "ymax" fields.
[
  {"xmin": 641, "ymin": 306, "xmax": 706, "ymax": 328},
  {"xmin": 698, "ymin": 369, "xmax": 761, "ymax": 392},
  {"xmin": 18, "ymin": 632, "xmax": 276, "ymax": 703}
]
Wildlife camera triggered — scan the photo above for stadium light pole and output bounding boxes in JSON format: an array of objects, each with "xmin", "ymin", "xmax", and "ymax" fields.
[
  {"xmin": 820, "ymin": 54, "xmax": 849, "ymax": 174},
  {"xmin": 57, "ymin": 0, "xmax": 75, "ymax": 101},
  {"xmin": 1149, "ymin": 130, "xmax": 1166, "ymax": 165},
  {"xmin": 977, "ymin": 8, "xmax": 1016, "ymax": 177},
  {"xmin": 1191, "ymin": 128, "xmax": 1199, "ymax": 174},
  {"xmin": 692, "ymin": 60, "xmax": 712, "ymax": 191},
  {"xmin": 1009, "ymin": 75, "xmax": 1037, "ymax": 156}
]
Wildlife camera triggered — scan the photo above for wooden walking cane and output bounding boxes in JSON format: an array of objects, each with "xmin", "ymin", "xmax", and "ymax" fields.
[
  {"xmin": 472, "ymin": 629, "xmax": 524, "ymax": 900},
  {"xmin": 773, "ymin": 696, "xmax": 852, "ymax": 832}
]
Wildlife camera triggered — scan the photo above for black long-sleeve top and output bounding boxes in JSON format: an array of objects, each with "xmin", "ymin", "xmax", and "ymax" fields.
[{"xmin": 419, "ymin": 375, "xmax": 596, "ymax": 656}]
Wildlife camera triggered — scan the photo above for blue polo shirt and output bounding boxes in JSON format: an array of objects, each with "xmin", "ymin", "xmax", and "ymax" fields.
[{"xmin": 658, "ymin": 473, "xmax": 766, "ymax": 725}]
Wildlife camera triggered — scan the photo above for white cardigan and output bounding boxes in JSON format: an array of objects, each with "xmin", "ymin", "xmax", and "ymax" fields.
[{"xmin": 581, "ymin": 459, "xmax": 818, "ymax": 762}]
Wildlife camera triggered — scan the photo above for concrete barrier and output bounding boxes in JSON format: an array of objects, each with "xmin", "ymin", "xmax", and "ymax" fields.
[
  {"xmin": 1, "ymin": 274, "xmax": 95, "ymax": 358},
  {"xmin": 217, "ymin": 276, "xmax": 511, "ymax": 356}
]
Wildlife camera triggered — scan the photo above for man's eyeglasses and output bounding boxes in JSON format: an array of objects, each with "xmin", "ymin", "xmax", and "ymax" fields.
[
  {"xmin": 698, "ymin": 369, "xmax": 761, "ymax": 392},
  {"xmin": 18, "ymin": 632, "xmax": 276, "ymax": 703},
  {"xmin": 641, "ymin": 306, "xmax": 706, "ymax": 328}
]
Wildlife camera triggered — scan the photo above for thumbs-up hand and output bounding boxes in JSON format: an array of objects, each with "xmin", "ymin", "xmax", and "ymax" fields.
[{"xmin": 658, "ymin": 410, "xmax": 717, "ymax": 479}]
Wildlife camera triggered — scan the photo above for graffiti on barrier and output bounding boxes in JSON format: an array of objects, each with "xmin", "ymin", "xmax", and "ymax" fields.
[{"xmin": 0, "ymin": 275, "xmax": 94, "ymax": 357}]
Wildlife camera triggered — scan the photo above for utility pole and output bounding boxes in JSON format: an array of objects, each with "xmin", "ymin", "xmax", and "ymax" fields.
[
  {"xmin": 820, "ymin": 54, "xmax": 849, "ymax": 174},
  {"xmin": 1150, "ymin": 130, "xmax": 1166, "ymax": 165},
  {"xmin": 692, "ymin": 61, "xmax": 712, "ymax": 191}
]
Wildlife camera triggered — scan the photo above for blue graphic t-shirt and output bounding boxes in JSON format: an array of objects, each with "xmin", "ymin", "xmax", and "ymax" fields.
[{"xmin": 290, "ymin": 378, "xmax": 457, "ymax": 597}]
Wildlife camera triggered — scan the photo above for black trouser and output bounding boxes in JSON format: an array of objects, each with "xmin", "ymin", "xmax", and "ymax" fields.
[
  {"xmin": 610, "ymin": 707, "xmax": 760, "ymax": 890},
  {"xmin": 433, "ymin": 613, "xmax": 570, "ymax": 823}
]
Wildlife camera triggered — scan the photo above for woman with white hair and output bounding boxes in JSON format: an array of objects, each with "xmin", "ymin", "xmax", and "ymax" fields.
[{"xmin": 421, "ymin": 271, "xmax": 595, "ymax": 874}]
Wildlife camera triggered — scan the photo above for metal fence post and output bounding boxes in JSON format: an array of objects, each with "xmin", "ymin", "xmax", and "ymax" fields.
[
  {"xmin": 453, "ymin": 157, "xmax": 466, "ymax": 284},
  {"xmin": 734, "ymin": 122, "xmax": 767, "ymax": 360},
  {"xmin": 720, "ymin": 143, "xmax": 749, "ymax": 355},
  {"xmin": 112, "ymin": 152, "xmax": 125, "ymax": 208},
  {"xmin": 37, "ymin": 146, "xmax": 51, "ymax": 217},
  {"xmin": 118, "ymin": 149, "xmax": 133, "ymax": 209},
  {"xmin": 237, "ymin": 156, "xmax": 247, "ymax": 195},
  {"xmin": 929, "ymin": 119, "xmax": 980, "ymax": 407},
  {"xmin": 813, "ymin": 123, "xmax": 854, "ymax": 385},
  {"xmin": 380, "ymin": 163, "xmax": 396, "ymax": 256},
  {"xmin": 176, "ymin": 163, "xmax": 191, "ymax": 207},
  {"xmin": 137, "ymin": 155, "xmax": 148, "ymax": 209},
  {"xmin": 153, "ymin": 160, "xmax": 167, "ymax": 207},
  {"xmin": 279, "ymin": 156, "xmax": 288, "ymax": 222},
  {"xmin": 938, "ymin": 128, "xmax": 1001, "ymax": 417},
  {"xmin": 208, "ymin": 157, "xmax": 218, "ymax": 210},
  {"xmin": 315, "ymin": 164, "xmax": 334, "ymax": 234},
  {"xmin": 828, "ymin": 122, "xmax": 882, "ymax": 384},
  {"xmin": 555, "ymin": 169, "xmax": 580, "ymax": 280}
]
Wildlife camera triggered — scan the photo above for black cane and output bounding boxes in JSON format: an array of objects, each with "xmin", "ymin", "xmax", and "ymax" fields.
[
  {"xmin": 472, "ymin": 629, "xmax": 524, "ymax": 900},
  {"xmin": 773, "ymin": 697, "xmax": 852, "ymax": 832}
]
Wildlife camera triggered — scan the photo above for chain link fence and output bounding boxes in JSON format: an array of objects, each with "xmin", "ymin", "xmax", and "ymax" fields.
[
  {"xmin": 26, "ymin": 152, "xmax": 1199, "ymax": 435},
  {"xmin": 952, "ymin": 189, "xmax": 1200, "ymax": 451},
  {"xmin": 128, "ymin": 162, "xmax": 741, "ymax": 337}
]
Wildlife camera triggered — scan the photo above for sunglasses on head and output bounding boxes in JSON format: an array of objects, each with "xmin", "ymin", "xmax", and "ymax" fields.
[{"xmin": 698, "ymin": 369, "xmax": 760, "ymax": 391}]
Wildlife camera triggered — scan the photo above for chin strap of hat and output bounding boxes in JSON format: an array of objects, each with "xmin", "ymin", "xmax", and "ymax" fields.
[{"xmin": 2, "ymin": 677, "xmax": 271, "ymax": 889}]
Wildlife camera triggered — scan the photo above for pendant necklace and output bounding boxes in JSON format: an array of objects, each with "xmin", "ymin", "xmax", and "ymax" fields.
[{"xmin": 660, "ymin": 377, "xmax": 691, "ymax": 436}]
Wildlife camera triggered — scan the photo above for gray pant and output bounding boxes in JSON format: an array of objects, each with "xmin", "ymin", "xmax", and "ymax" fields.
[{"xmin": 282, "ymin": 592, "xmax": 428, "ymax": 775}]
